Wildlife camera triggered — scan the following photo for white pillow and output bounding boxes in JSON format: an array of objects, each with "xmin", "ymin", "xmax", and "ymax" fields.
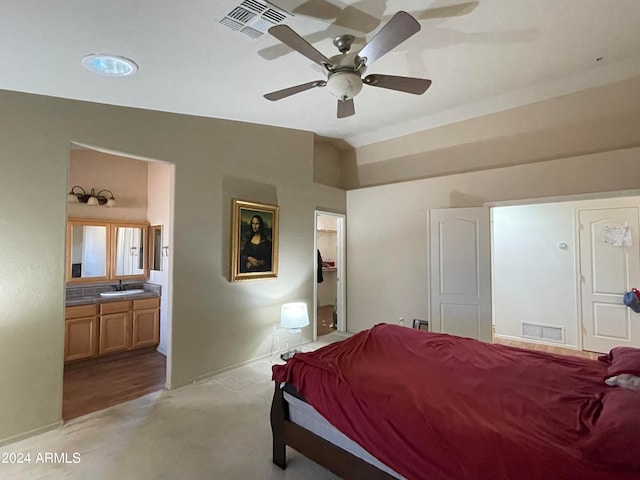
[{"xmin": 605, "ymin": 374, "xmax": 640, "ymax": 391}]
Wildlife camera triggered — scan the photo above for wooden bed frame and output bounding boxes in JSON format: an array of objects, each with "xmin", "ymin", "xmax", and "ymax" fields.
[{"xmin": 270, "ymin": 383, "xmax": 397, "ymax": 480}]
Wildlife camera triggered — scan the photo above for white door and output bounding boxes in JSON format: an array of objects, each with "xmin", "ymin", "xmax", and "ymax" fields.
[
  {"xmin": 429, "ymin": 207, "xmax": 492, "ymax": 342},
  {"xmin": 579, "ymin": 207, "xmax": 640, "ymax": 353}
]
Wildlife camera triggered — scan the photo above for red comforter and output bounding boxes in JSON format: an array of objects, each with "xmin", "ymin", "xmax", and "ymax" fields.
[{"xmin": 272, "ymin": 324, "xmax": 638, "ymax": 480}]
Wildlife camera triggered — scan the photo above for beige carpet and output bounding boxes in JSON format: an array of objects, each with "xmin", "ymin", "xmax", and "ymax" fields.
[{"xmin": 2, "ymin": 333, "xmax": 350, "ymax": 480}]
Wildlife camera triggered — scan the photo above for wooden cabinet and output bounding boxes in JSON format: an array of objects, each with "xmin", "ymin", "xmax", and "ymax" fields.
[
  {"xmin": 132, "ymin": 298, "xmax": 160, "ymax": 348},
  {"xmin": 65, "ymin": 296, "xmax": 160, "ymax": 363},
  {"xmin": 99, "ymin": 301, "xmax": 131, "ymax": 355},
  {"xmin": 64, "ymin": 305, "xmax": 98, "ymax": 362}
]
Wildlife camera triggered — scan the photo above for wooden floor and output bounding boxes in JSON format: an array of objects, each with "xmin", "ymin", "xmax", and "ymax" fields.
[
  {"xmin": 493, "ymin": 336, "xmax": 600, "ymax": 360},
  {"xmin": 317, "ymin": 305, "xmax": 335, "ymax": 337},
  {"xmin": 63, "ymin": 349, "xmax": 166, "ymax": 421}
]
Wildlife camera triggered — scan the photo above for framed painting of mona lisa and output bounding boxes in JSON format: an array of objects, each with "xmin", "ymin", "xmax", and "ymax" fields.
[{"xmin": 230, "ymin": 199, "xmax": 279, "ymax": 282}]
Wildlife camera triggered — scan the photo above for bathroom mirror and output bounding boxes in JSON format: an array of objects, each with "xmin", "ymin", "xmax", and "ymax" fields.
[
  {"xmin": 149, "ymin": 225, "xmax": 163, "ymax": 271},
  {"xmin": 112, "ymin": 224, "xmax": 148, "ymax": 279},
  {"xmin": 66, "ymin": 220, "xmax": 109, "ymax": 282}
]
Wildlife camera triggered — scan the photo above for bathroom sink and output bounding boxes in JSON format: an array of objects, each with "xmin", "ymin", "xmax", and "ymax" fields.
[{"xmin": 100, "ymin": 289, "xmax": 145, "ymax": 298}]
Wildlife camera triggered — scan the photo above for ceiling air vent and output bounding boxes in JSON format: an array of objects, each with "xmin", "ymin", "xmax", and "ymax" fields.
[
  {"xmin": 521, "ymin": 322, "xmax": 565, "ymax": 344},
  {"xmin": 218, "ymin": 0, "xmax": 291, "ymax": 39}
]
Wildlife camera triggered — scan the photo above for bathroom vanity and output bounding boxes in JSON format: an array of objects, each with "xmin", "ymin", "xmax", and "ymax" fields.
[
  {"xmin": 64, "ymin": 293, "xmax": 160, "ymax": 363},
  {"xmin": 64, "ymin": 218, "xmax": 160, "ymax": 363}
]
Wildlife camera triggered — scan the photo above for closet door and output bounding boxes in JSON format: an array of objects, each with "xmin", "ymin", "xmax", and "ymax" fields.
[
  {"xmin": 429, "ymin": 207, "xmax": 491, "ymax": 342},
  {"xmin": 579, "ymin": 207, "xmax": 640, "ymax": 352}
]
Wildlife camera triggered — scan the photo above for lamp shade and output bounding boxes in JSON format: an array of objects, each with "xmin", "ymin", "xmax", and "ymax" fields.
[{"xmin": 281, "ymin": 302, "xmax": 309, "ymax": 330}]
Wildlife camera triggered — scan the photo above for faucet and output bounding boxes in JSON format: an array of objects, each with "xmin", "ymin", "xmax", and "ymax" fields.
[{"xmin": 114, "ymin": 280, "xmax": 124, "ymax": 291}]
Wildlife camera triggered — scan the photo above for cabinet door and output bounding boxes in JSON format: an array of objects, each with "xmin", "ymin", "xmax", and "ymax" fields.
[
  {"xmin": 132, "ymin": 308, "xmax": 160, "ymax": 348},
  {"xmin": 99, "ymin": 312, "xmax": 131, "ymax": 355},
  {"xmin": 65, "ymin": 316, "xmax": 98, "ymax": 362}
]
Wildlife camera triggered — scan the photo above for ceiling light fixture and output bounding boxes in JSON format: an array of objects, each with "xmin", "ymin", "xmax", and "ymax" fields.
[
  {"xmin": 326, "ymin": 71, "xmax": 363, "ymax": 100},
  {"xmin": 81, "ymin": 54, "xmax": 138, "ymax": 77},
  {"xmin": 67, "ymin": 186, "xmax": 117, "ymax": 207}
]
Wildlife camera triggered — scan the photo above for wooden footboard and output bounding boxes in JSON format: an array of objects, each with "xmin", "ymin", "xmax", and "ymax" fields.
[{"xmin": 270, "ymin": 382, "xmax": 397, "ymax": 480}]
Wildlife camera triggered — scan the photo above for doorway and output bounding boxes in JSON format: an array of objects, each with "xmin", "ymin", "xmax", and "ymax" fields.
[
  {"xmin": 314, "ymin": 211, "xmax": 346, "ymax": 338},
  {"xmin": 491, "ymin": 194, "xmax": 640, "ymax": 353},
  {"xmin": 430, "ymin": 194, "xmax": 640, "ymax": 354},
  {"xmin": 64, "ymin": 144, "xmax": 174, "ymax": 420}
]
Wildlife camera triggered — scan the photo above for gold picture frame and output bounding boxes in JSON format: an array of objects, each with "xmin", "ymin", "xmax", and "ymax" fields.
[{"xmin": 230, "ymin": 199, "xmax": 279, "ymax": 282}]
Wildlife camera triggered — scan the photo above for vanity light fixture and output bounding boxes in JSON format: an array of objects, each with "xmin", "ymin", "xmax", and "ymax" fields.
[
  {"xmin": 81, "ymin": 54, "xmax": 138, "ymax": 77},
  {"xmin": 67, "ymin": 186, "xmax": 117, "ymax": 207}
]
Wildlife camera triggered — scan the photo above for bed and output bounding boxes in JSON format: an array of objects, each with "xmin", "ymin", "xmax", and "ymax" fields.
[{"xmin": 270, "ymin": 323, "xmax": 640, "ymax": 480}]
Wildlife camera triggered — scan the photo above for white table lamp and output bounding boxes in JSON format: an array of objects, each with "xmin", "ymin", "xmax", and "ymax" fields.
[{"xmin": 280, "ymin": 302, "xmax": 309, "ymax": 359}]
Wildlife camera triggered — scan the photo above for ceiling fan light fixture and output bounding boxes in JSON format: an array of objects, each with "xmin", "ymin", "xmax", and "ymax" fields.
[
  {"xmin": 326, "ymin": 72, "xmax": 363, "ymax": 100},
  {"xmin": 81, "ymin": 54, "xmax": 138, "ymax": 77},
  {"xmin": 262, "ymin": 11, "xmax": 428, "ymax": 118}
]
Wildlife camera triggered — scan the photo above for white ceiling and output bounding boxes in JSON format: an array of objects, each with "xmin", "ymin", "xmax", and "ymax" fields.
[{"xmin": 2, "ymin": 0, "xmax": 639, "ymax": 147}]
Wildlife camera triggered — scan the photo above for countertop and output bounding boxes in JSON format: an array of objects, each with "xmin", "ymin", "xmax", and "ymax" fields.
[{"xmin": 66, "ymin": 290, "xmax": 160, "ymax": 307}]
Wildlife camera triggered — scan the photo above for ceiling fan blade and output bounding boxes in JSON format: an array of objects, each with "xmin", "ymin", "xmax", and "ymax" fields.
[
  {"xmin": 264, "ymin": 80, "xmax": 326, "ymax": 101},
  {"xmin": 363, "ymin": 74, "xmax": 431, "ymax": 95},
  {"xmin": 357, "ymin": 11, "xmax": 420, "ymax": 67},
  {"xmin": 337, "ymin": 98, "xmax": 355, "ymax": 118},
  {"xmin": 268, "ymin": 25, "xmax": 333, "ymax": 68}
]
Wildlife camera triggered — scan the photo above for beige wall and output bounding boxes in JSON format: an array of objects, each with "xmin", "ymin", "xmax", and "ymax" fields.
[
  {"xmin": 0, "ymin": 89, "xmax": 345, "ymax": 445},
  {"xmin": 68, "ymin": 149, "xmax": 149, "ymax": 221},
  {"xmin": 313, "ymin": 135, "xmax": 362, "ymax": 190},
  {"xmin": 344, "ymin": 76, "xmax": 640, "ymax": 188},
  {"xmin": 346, "ymin": 147, "xmax": 640, "ymax": 333}
]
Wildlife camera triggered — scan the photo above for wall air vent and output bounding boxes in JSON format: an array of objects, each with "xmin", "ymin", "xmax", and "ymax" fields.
[
  {"xmin": 522, "ymin": 322, "xmax": 565, "ymax": 344},
  {"xmin": 218, "ymin": 0, "xmax": 291, "ymax": 39}
]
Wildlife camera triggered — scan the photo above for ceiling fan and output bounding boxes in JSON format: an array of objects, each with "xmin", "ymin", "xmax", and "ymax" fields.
[{"xmin": 263, "ymin": 11, "xmax": 432, "ymax": 119}]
